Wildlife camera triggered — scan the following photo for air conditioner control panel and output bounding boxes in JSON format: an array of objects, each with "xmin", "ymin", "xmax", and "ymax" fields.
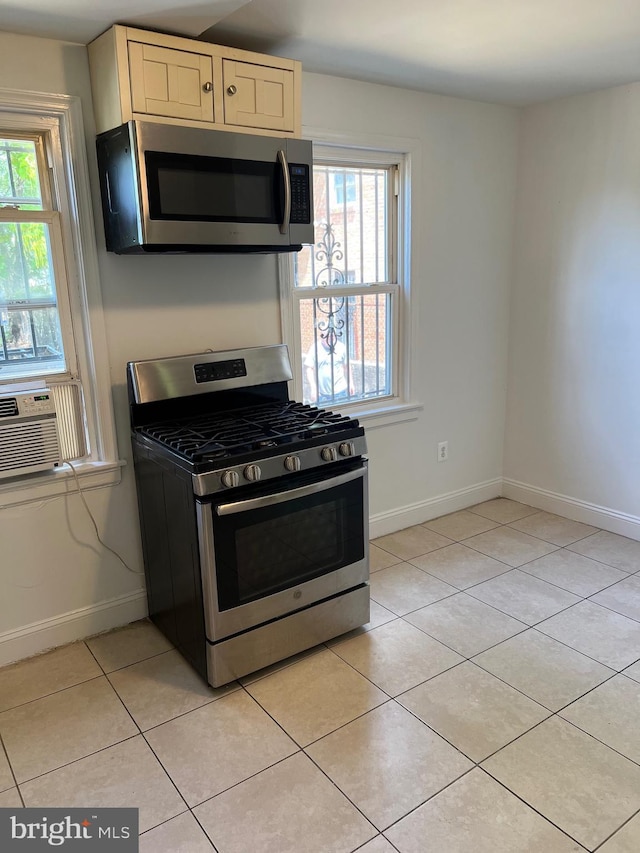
[{"xmin": 17, "ymin": 392, "xmax": 56, "ymax": 416}]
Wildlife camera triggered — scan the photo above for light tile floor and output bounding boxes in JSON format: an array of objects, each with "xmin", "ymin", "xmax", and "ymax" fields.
[{"xmin": 2, "ymin": 498, "xmax": 640, "ymax": 851}]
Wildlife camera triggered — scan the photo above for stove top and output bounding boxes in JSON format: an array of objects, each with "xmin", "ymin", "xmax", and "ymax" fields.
[
  {"xmin": 127, "ymin": 345, "xmax": 368, "ymax": 495},
  {"xmin": 138, "ymin": 401, "xmax": 356, "ymax": 463}
]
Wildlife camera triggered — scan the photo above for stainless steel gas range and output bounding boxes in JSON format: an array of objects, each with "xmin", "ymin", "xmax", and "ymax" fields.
[{"xmin": 127, "ymin": 345, "xmax": 370, "ymax": 687}]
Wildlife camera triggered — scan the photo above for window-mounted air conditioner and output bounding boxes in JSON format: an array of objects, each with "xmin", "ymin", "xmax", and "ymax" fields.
[{"xmin": 0, "ymin": 389, "xmax": 62, "ymax": 479}]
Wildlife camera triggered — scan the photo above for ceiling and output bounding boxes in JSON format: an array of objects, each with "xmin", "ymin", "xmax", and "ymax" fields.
[{"xmin": 2, "ymin": 0, "xmax": 640, "ymax": 105}]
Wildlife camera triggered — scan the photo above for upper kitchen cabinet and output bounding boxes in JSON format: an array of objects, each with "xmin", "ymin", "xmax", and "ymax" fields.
[
  {"xmin": 88, "ymin": 25, "xmax": 302, "ymax": 138},
  {"xmin": 128, "ymin": 40, "xmax": 216, "ymax": 123},
  {"xmin": 222, "ymin": 56, "xmax": 296, "ymax": 133}
]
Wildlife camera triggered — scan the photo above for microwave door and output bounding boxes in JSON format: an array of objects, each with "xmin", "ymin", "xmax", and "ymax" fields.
[{"xmin": 136, "ymin": 125, "xmax": 291, "ymax": 250}]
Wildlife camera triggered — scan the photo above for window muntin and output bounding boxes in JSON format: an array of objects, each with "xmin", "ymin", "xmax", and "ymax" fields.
[{"xmin": 294, "ymin": 160, "xmax": 399, "ymax": 408}]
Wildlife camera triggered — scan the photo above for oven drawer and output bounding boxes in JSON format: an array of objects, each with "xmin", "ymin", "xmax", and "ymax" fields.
[
  {"xmin": 206, "ymin": 583, "xmax": 370, "ymax": 687},
  {"xmin": 196, "ymin": 461, "xmax": 369, "ymax": 641}
]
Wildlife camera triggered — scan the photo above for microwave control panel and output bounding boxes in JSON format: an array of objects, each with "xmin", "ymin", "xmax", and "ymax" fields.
[{"xmin": 289, "ymin": 164, "xmax": 311, "ymax": 224}]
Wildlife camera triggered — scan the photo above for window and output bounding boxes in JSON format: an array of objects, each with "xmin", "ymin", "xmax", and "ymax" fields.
[
  {"xmin": 0, "ymin": 126, "xmax": 86, "ymax": 460},
  {"xmin": 0, "ymin": 92, "xmax": 119, "ymax": 501},
  {"xmin": 283, "ymin": 144, "xmax": 410, "ymax": 413},
  {"xmin": 1, "ymin": 136, "xmax": 71, "ymax": 378},
  {"xmin": 332, "ymin": 171, "xmax": 356, "ymax": 206}
]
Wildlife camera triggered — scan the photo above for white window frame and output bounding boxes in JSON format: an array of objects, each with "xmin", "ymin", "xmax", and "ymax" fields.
[
  {"xmin": 279, "ymin": 128, "xmax": 423, "ymax": 428},
  {"xmin": 0, "ymin": 89, "xmax": 122, "ymax": 508}
]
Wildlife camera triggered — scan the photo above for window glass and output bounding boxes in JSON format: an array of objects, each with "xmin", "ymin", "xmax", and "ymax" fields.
[{"xmin": 0, "ymin": 137, "xmax": 43, "ymax": 209}]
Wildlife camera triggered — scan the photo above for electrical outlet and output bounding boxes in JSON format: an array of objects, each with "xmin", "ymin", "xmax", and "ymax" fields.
[{"xmin": 437, "ymin": 441, "xmax": 448, "ymax": 462}]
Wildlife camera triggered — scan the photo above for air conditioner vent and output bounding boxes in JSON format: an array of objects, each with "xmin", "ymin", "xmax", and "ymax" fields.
[
  {"xmin": 0, "ymin": 398, "xmax": 18, "ymax": 418},
  {"xmin": 0, "ymin": 389, "xmax": 61, "ymax": 479}
]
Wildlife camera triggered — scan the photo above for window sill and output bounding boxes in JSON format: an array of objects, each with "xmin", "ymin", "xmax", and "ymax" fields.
[
  {"xmin": 0, "ymin": 459, "xmax": 125, "ymax": 509},
  {"xmin": 331, "ymin": 400, "xmax": 424, "ymax": 430}
]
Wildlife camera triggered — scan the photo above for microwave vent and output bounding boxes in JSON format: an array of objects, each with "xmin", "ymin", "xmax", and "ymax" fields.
[{"xmin": 0, "ymin": 389, "xmax": 61, "ymax": 479}]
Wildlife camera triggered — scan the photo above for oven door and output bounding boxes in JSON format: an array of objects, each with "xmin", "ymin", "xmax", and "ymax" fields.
[{"xmin": 196, "ymin": 461, "xmax": 369, "ymax": 641}]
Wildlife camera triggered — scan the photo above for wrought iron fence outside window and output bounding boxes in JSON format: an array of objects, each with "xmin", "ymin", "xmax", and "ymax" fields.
[{"xmin": 294, "ymin": 159, "xmax": 400, "ymax": 408}]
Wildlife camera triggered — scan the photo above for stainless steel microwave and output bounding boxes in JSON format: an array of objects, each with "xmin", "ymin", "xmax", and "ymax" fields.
[{"xmin": 95, "ymin": 121, "xmax": 314, "ymax": 254}]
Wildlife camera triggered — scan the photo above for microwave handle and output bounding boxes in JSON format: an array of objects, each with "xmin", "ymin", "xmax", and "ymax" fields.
[
  {"xmin": 277, "ymin": 149, "xmax": 291, "ymax": 235},
  {"xmin": 215, "ymin": 466, "xmax": 365, "ymax": 516}
]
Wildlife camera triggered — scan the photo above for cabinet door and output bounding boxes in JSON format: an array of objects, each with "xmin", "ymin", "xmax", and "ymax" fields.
[
  {"xmin": 223, "ymin": 60, "xmax": 294, "ymax": 132},
  {"xmin": 128, "ymin": 41, "xmax": 215, "ymax": 122}
]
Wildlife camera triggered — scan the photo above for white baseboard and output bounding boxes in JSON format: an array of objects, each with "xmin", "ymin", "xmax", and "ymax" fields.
[
  {"xmin": 502, "ymin": 479, "xmax": 640, "ymax": 542},
  {"xmin": 4, "ymin": 476, "xmax": 635, "ymax": 669},
  {"xmin": 0, "ymin": 589, "xmax": 147, "ymax": 668},
  {"xmin": 369, "ymin": 478, "xmax": 502, "ymax": 539}
]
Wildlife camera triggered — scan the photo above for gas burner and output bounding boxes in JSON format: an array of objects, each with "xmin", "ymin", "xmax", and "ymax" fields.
[{"xmin": 139, "ymin": 399, "xmax": 360, "ymax": 465}]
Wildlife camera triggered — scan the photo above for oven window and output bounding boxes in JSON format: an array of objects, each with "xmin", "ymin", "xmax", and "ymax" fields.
[
  {"xmin": 212, "ymin": 474, "xmax": 364, "ymax": 610},
  {"xmin": 145, "ymin": 151, "xmax": 282, "ymax": 223}
]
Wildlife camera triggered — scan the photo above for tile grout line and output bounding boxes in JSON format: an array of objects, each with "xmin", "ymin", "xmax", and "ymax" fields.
[
  {"xmin": 0, "ymin": 732, "xmax": 24, "ymax": 807},
  {"xmin": 582, "ymin": 594, "xmax": 640, "ymax": 626},
  {"xmin": 0, "ymin": 670, "xmax": 105, "ymax": 715},
  {"xmin": 112, "ymin": 679, "xmax": 241, "ymax": 736},
  {"xmin": 0, "ymin": 637, "xmax": 179, "ymax": 716},
  {"xmin": 468, "ymin": 653, "xmax": 619, "ymax": 717},
  {"xmin": 350, "ymin": 834, "xmax": 401, "ymax": 853},
  {"xmin": 138, "ymin": 683, "xmax": 303, "ymax": 814},
  {"xmin": 590, "ymin": 803, "xmax": 640, "ymax": 851},
  {"xmin": 3, "ymin": 503, "xmax": 639, "ymax": 848},
  {"xmin": 244, "ymin": 659, "xmax": 394, "ymax": 747},
  {"xmin": 348, "ymin": 576, "xmax": 640, "ymax": 822},
  {"xmin": 374, "ymin": 763, "xmax": 478, "ymax": 838},
  {"xmin": 187, "ymin": 809, "xmax": 220, "ymax": 853},
  {"xmin": 239, "ymin": 651, "xmax": 493, "ymax": 833},
  {"xmin": 334, "ymin": 566, "xmax": 640, "ymax": 776},
  {"xmin": 302, "ymin": 748, "xmax": 380, "ymax": 839},
  {"xmin": 378, "ymin": 509, "xmax": 636, "ymax": 581},
  {"xmin": 88, "ymin": 645, "xmax": 183, "ymax": 676},
  {"xmin": 515, "ymin": 559, "xmax": 630, "ymax": 598},
  {"xmin": 474, "ymin": 765, "xmax": 590, "ymax": 851},
  {"xmin": 477, "ymin": 708, "xmax": 640, "ymax": 845},
  {"xmin": 399, "ymin": 609, "xmax": 531, "ymax": 660},
  {"xmin": 303, "ymin": 702, "xmax": 481, "ymax": 842},
  {"xmin": 15, "ymin": 733, "xmax": 141, "ymax": 793}
]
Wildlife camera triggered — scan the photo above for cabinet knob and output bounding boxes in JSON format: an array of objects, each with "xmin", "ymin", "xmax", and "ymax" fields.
[
  {"xmin": 226, "ymin": 84, "xmax": 237, "ymax": 96},
  {"xmin": 202, "ymin": 81, "xmax": 213, "ymax": 92}
]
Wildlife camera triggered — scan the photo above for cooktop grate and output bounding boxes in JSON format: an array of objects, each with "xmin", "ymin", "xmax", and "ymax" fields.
[{"xmin": 138, "ymin": 400, "xmax": 356, "ymax": 462}]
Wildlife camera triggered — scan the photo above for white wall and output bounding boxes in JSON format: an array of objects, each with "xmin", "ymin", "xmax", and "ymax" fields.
[
  {"xmin": 504, "ymin": 84, "xmax": 640, "ymax": 535},
  {"xmin": 0, "ymin": 31, "xmax": 519, "ymax": 663},
  {"xmin": 303, "ymin": 73, "xmax": 518, "ymax": 526}
]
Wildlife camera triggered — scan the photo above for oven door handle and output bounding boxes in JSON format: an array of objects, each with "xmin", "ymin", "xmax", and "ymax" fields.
[{"xmin": 215, "ymin": 466, "xmax": 365, "ymax": 516}]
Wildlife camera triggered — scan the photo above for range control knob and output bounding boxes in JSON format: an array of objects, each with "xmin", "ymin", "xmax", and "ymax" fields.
[
  {"xmin": 244, "ymin": 464, "xmax": 262, "ymax": 482},
  {"xmin": 321, "ymin": 446, "xmax": 338, "ymax": 462},
  {"xmin": 339, "ymin": 442, "xmax": 355, "ymax": 457},
  {"xmin": 221, "ymin": 470, "xmax": 239, "ymax": 488},
  {"xmin": 284, "ymin": 455, "xmax": 301, "ymax": 472}
]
